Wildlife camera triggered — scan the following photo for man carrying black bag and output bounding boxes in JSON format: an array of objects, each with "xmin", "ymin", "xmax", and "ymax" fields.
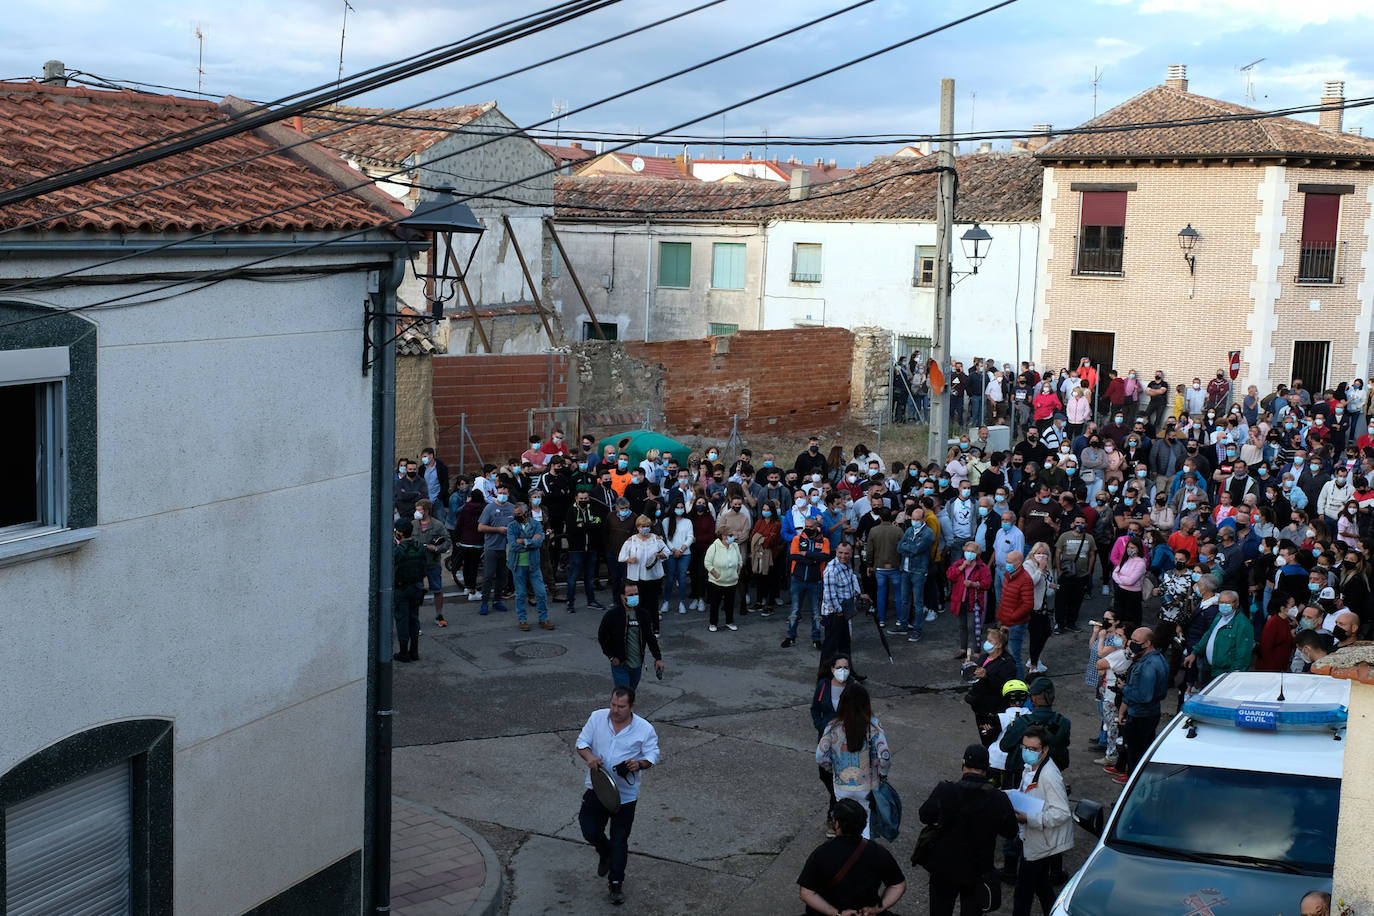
[{"xmin": 914, "ymin": 745, "xmax": 1019, "ymax": 916}]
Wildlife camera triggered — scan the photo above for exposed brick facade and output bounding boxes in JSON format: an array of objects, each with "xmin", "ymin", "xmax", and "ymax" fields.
[{"xmin": 431, "ymin": 353, "xmax": 570, "ymax": 471}]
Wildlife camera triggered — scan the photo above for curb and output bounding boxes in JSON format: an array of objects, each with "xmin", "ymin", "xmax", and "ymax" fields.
[{"xmin": 394, "ymin": 796, "xmax": 504, "ymax": 916}]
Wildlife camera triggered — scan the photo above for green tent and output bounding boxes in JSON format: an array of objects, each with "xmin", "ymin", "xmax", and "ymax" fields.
[{"xmin": 596, "ymin": 429, "xmax": 691, "ymax": 467}]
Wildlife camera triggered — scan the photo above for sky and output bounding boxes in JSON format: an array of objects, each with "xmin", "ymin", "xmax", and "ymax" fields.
[{"xmin": 3, "ymin": 0, "xmax": 1373, "ymax": 169}]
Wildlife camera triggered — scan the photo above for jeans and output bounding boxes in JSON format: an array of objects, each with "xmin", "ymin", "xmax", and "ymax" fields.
[
  {"xmin": 611, "ymin": 662, "xmax": 643, "ymax": 690},
  {"xmin": 901, "ymin": 566, "xmax": 929, "ymax": 632},
  {"xmin": 1007, "ymin": 621, "xmax": 1028, "ymax": 678},
  {"xmin": 969, "ymin": 393, "xmax": 985, "ymax": 426},
  {"xmin": 512, "ymin": 562, "xmax": 548, "ymax": 623},
  {"xmin": 566, "ymin": 550, "xmax": 598, "ymax": 606},
  {"xmin": 662, "ymin": 554, "xmax": 691, "ymax": 606},
  {"xmin": 787, "ymin": 579, "xmax": 823, "ymax": 641},
  {"xmin": 578, "ymin": 790, "xmax": 637, "ymax": 885},
  {"xmin": 481, "ymin": 548, "xmax": 508, "ymax": 605},
  {"xmin": 875, "ymin": 568, "xmax": 901, "ymax": 623}
]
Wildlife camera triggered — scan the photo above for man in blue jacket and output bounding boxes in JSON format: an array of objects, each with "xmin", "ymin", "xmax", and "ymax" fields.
[
  {"xmin": 1116, "ymin": 626, "xmax": 1170, "ymax": 784},
  {"xmin": 898, "ymin": 513, "xmax": 935, "ymax": 642}
]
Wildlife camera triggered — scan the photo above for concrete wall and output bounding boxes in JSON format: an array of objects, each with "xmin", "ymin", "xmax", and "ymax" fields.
[
  {"xmin": 549, "ymin": 220, "xmax": 766, "ymax": 342},
  {"xmin": 0, "ymin": 258, "xmax": 377, "ymax": 914},
  {"xmin": 760, "ymin": 218, "xmax": 1039, "ymax": 366},
  {"xmin": 1034, "ymin": 163, "xmax": 1374, "ymax": 394}
]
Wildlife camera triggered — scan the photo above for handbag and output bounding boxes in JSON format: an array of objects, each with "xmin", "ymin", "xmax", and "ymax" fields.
[{"xmin": 866, "ymin": 731, "xmax": 901, "ymax": 840}]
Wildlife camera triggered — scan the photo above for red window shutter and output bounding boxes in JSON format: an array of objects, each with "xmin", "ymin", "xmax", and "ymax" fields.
[
  {"xmin": 1301, "ymin": 193, "xmax": 1340, "ymax": 244},
  {"xmin": 1080, "ymin": 191, "xmax": 1127, "ymax": 227}
]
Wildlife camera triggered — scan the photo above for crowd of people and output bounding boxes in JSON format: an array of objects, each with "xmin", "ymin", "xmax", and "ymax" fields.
[{"xmin": 388, "ymin": 356, "xmax": 1366, "ymax": 913}]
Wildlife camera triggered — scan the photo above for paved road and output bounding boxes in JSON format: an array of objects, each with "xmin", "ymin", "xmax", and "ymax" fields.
[{"xmin": 392, "ymin": 583, "xmax": 1131, "ymax": 915}]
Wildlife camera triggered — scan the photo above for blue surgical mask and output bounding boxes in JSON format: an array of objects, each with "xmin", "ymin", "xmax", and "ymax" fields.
[
  {"xmin": 964, "ymin": 550, "xmax": 978, "ymax": 561},
  {"xmin": 618, "ymin": 460, "xmax": 628, "ymax": 470},
  {"xmin": 762, "ymin": 510, "xmax": 772, "ymax": 518},
  {"xmin": 1124, "ymin": 498, "xmax": 1135, "ymax": 506},
  {"xmin": 1001, "ymin": 521, "xmax": 1012, "ymax": 531},
  {"xmin": 923, "ymin": 488, "xmax": 935, "ymax": 496},
  {"xmin": 1107, "ymin": 484, "xmax": 1119, "ymax": 494},
  {"xmin": 1312, "ymin": 547, "xmax": 1323, "ymax": 558},
  {"xmin": 978, "ymin": 506, "xmax": 989, "ymax": 517},
  {"xmin": 982, "ymin": 640, "xmax": 995, "ymax": 653},
  {"xmin": 939, "ymin": 478, "xmax": 950, "ymax": 487},
  {"xmin": 1039, "ymin": 496, "xmax": 1050, "ymax": 505},
  {"xmin": 496, "ymin": 493, "xmax": 508, "ymax": 504},
  {"xmin": 618, "ymin": 509, "xmax": 631, "ymax": 519},
  {"xmin": 1309, "ymin": 582, "xmax": 1321, "ymax": 593},
  {"xmin": 763, "ymin": 460, "xmax": 773, "ymax": 467},
  {"xmin": 674, "ymin": 507, "xmax": 685, "ymax": 516},
  {"xmin": 908, "ymin": 468, "xmax": 918, "ymax": 477},
  {"xmin": 1065, "ymin": 467, "xmax": 1077, "ymax": 476},
  {"xmin": 626, "ymin": 595, "xmax": 640, "ymax": 607},
  {"xmin": 1191, "ymin": 572, "xmax": 1202, "ymax": 582},
  {"xmin": 960, "ymin": 442, "xmax": 970, "ymax": 450},
  {"xmin": 1218, "ymin": 602, "xmax": 1234, "ymax": 617},
  {"xmin": 1006, "ymin": 561, "xmax": 1016, "ymax": 573}
]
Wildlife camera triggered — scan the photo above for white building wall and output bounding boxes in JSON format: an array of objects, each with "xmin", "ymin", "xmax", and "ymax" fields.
[
  {"xmin": 761, "ymin": 218, "xmax": 1039, "ymax": 364},
  {"xmin": 0, "ymin": 256, "xmax": 377, "ymax": 914},
  {"xmin": 690, "ymin": 161, "xmax": 784, "ymax": 182}
]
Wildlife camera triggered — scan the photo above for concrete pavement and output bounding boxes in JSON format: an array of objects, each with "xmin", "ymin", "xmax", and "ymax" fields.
[{"xmin": 392, "ymin": 584, "xmax": 1130, "ymax": 915}]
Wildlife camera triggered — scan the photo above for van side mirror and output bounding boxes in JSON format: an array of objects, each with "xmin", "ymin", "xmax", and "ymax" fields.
[{"xmin": 1074, "ymin": 798, "xmax": 1104, "ymax": 837}]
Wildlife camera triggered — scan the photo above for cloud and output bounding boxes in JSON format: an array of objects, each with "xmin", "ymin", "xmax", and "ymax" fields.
[{"xmin": 1136, "ymin": 0, "xmax": 1374, "ymax": 31}]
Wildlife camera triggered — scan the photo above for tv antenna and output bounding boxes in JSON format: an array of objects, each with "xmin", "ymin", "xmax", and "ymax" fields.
[
  {"xmin": 194, "ymin": 25, "xmax": 205, "ymax": 96},
  {"xmin": 337, "ymin": 0, "xmax": 355, "ymax": 96},
  {"xmin": 1092, "ymin": 66, "xmax": 1104, "ymax": 117},
  {"xmin": 551, "ymin": 98, "xmax": 569, "ymax": 147},
  {"xmin": 1238, "ymin": 58, "xmax": 1265, "ymax": 102},
  {"xmin": 969, "ymin": 90, "xmax": 976, "ymax": 132}
]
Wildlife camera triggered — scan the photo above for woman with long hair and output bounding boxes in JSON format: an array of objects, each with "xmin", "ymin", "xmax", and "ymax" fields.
[
  {"xmin": 816, "ymin": 683, "xmax": 890, "ymax": 839},
  {"xmin": 810, "ymin": 654, "xmax": 852, "ymax": 824},
  {"xmin": 965, "ymin": 626, "xmax": 1017, "ymax": 746}
]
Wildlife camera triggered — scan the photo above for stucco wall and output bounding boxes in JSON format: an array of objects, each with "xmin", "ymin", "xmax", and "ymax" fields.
[{"xmin": 0, "ymin": 261, "xmax": 376, "ymax": 914}]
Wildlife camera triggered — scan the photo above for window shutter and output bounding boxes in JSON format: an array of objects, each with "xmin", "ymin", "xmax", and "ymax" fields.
[
  {"xmin": 1080, "ymin": 191, "xmax": 1127, "ymax": 226},
  {"xmin": 5, "ymin": 762, "xmax": 132, "ymax": 916},
  {"xmin": 711, "ymin": 243, "xmax": 746, "ymax": 289},
  {"xmin": 1301, "ymin": 193, "xmax": 1340, "ymax": 244}
]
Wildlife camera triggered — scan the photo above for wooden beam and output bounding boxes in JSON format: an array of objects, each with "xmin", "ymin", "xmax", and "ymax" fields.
[
  {"xmin": 447, "ymin": 246, "xmax": 492, "ymax": 354},
  {"xmin": 544, "ymin": 216, "xmax": 608, "ymax": 341},
  {"xmin": 501, "ymin": 214, "xmax": 559, "ymax": 347}
]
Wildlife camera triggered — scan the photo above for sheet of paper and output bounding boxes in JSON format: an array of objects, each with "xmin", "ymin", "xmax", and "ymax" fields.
[
  {"xmin": 1005, "ymin": 789, "xmax": 1045, "ymax": 817},
  {"xmin": 988, "ymin": 745, "xmax": 1009, "ymax": 770}
]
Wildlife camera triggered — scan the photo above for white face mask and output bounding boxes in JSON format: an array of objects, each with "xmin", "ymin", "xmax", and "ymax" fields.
[
  {"xmin": 812, "ymin": 474, "xmax": 822, "ymax": 482},
  {"xmin": 413, "ymin": 510, "xmax": 423, "ymax": 520},
  {"xmin": 833, "ymin": 667, "xmax": 850, "ymax": 683}
]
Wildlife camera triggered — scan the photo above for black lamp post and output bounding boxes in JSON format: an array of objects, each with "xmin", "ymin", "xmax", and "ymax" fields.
[
  {"xmin": 399, "ymin": 185, "xmax": 486, "ymax": 318},
  {"xmin": 1178, "ymin": 223, "xmax": 1200, "ymax": 275},
  {"xmin": 960, "ymin": 222, "xmax": 993, "ymax": 275}
]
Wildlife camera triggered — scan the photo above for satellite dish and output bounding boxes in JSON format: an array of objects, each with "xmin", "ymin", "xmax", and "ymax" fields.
[{"xmin": 631, "ymin": 156, "xmax": 646, "ymax": 173}]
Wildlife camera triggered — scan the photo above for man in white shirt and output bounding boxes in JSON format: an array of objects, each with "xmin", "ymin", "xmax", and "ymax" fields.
[{"xmin": 577, "ymin": 686, "xmax": 661, "ymax": 906}]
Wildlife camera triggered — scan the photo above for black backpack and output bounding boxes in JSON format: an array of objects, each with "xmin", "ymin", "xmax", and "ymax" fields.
[{"xmin": 395, "ymin": 542, "xmax": 427, "ymax": 588}]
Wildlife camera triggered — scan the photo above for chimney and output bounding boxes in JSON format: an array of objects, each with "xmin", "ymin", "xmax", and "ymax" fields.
[
  {"xmin": 978, "ymin": 141, "xmax": 993, "ymax": 154},
  {"xmin": 41, "ymin": 60, "xmax": 67, "ymax": 87},
  {"xmin": 788, "ymin": 155, "xmax": 800, "ymax": 165},
  {"xmin": 742, "ymin": 150, "xmax": 752, "ymax": 160},
  {"xmin": 1320, "ymin": 80, "xmax": 1345, "ymax": 133},
  {"xmin": 571, "ymin": 141, "xmax": 583, "ymax": 150},
  {"xmin": 918, "ymin": 140, "xmax": 932, "ymax": 155},
  {"xmin": 828, "ymin": 158, "xmax": 837, "ymax": 167},
  {"xmin": 789, "ymin": 168, "xmax": 811, "ymax": 201},
  {"xmin": 1165, "ymin": 64, "xmax": 1188, "ymax": 92},
  {"xmin": 1026, "ymin": 124, "xmax": 1053, "ymax": 151},
  {"xmin": 292, "ymin": 115, "xmax": 303, "ymax": 132},
  {"xmin": 1350, "ymin": 127, "xmax": 1364, "ymax": 137}
]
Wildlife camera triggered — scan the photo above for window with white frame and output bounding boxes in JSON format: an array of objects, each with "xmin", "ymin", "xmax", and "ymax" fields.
[
  {"xmin": 790, "ymin": 243, "xmax": 823, "ymax": 283},
  {"xmin": 913, "ymin": 246, "xmax": 937, "ymax": 287},
  {"xmin": 1, "ymin": 346, "xmax": 69, "ymax": 533}
]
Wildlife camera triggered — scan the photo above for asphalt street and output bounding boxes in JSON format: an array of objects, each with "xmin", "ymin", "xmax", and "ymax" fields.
[{"xmin": 392, "ymin": 581, "xmax": 1133, "ymax": 915}]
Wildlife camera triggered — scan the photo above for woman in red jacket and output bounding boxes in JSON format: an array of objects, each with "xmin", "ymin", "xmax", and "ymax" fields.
[
  {"xmin": 1257, "ymin": 593, "xmax": 1297, "ymax": 671},
  {"xmin": 997, "ymin": 550, "xmax": 1034, "ymax": 678},
  {"xmin": 948, "ymin": 540, "xmax": 993, "ymax": 668},
  {"xmin": 749, "ymin": 500, "xmax": 784, "ymax": 608},
  {"xmin": 1032, "ymin": 381, "xmax": 1062, "ymax": 432}
]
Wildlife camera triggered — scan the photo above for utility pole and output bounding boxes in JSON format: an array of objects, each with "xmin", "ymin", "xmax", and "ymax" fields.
[{"xmin": 927, "ymin": 78, "xmax": 956, "ymax": 461}]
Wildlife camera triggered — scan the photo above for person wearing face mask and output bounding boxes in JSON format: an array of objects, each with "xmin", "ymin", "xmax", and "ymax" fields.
[
  {"xmin": 1110, "ymin": 536, "xmax": 1148, "ymax": 630},
  {"xmin": 1293, "ymin": 628, "xmax": 1334, "ymax": 674},
  {"xmin": 1008, "ymin": 724, "xmax": 1073, "ymax": 916},
  {"xmin": 392, "ymin": 520, "xmax": 427, "ymax": 663},
  {"xmin": 508, "ymin": 502, "xmax": 553, "ymax": 632},
  {"xmin": 1053, "ymin": 517, "xmax": 1096, "ymax": 634},
  {"xmin": 965, "ymin": 627, "xmax": 1018, "ymax": 745},
  {"xmin": 702, "ymin": 527, "xmax": 744, "ymax": 632},
  {"xmin": 660, "ymin": 497, "xmax": 697, "ymax": 615},
  {"xmin": 564, "ymin": 488, "xmax": 608, "ymax": 613},
  {"xmin": 597, "ymin": 584, "xmax": 665, "ymax": 693},
  {"xmin": 476, "ymin": 484, "xmax": 517, "ymax": 615},
  {"xmin": 1257, "ymin": 593, "xmax": 1297, "ymax": 671},
  {"xmin": 784, "ymin": 520, "xmax": 833, "ymax": 649},
  {"xmin": 996, "ymin": 551, "xmax": 1035, "ymax": 678},
  {"xmin": 794, "ymin": 436, "xmax": 829, "ymax": 480},
  {"xmin": 411, "ymin": 499, "xmax": 453, "ymax": 628},
  {"xmin": 811, "ymin": 655, "xmax": 858, "ymax": 824},
  {"xmin": 620, "ymin": 515, "xmax": 669, "ymax": 636},
  {"xmin": 393, "ymin": 458, "xmax": 427, "ymax": 520},
  {"xmin": 1317, "ymin": 464, "xmax": 1354, "ymax": 531},
  {"xmin": 1114, "ymin": 627, "xmax": 1170, "ymax": 783},
  {"xmin": 453, "ymin": 489, "xmax": 489, "ymax": 601},
  {"xmin": 603, "ymin": 497, "xmax": 638, "ymax": 599},
  {"xmin": 748, "ymin": 500, "xmax": 784, "ymax": 611},
  {"xmin": 1184, "ymin": 589, "xmax": 1254, "ymax": 685}
]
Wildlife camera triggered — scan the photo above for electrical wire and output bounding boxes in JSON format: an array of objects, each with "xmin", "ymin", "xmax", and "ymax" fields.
[
  {"xmin": 0, "ymin": 0, "xmax": 1018, "ymax": 331},
  {"xmin": 0, "ymin": 0, "xmax": 729, "ymax": 239},
  {"xmin": 0, "ymin": 0, "xmax": 621, "ymax": 207}
]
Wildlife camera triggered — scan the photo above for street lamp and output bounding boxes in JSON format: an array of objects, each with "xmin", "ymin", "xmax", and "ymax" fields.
[
  {"xmin": 1178, "ymin": 223, "xmax": 1200, "ymax": 275},
  {"xmin": 960, "ymin": 222, "xmax": 993, "ymax": 275},
  {"xmin": 400, "ymin": 185, "xmax": 486, "ymax": 318}
]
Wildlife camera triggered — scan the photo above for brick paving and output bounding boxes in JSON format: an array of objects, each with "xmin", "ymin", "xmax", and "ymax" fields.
[{"xmin": 390, "ymin": 797, "xmax": 494, "ymax": 916}]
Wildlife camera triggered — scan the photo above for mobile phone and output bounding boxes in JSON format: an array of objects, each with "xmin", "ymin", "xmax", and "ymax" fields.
[{"xmin": 655, "ymin": 666, "xmax": 663, "ymax": 680}]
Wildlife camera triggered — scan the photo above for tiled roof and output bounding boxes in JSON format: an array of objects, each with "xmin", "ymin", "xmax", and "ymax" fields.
[
  {"xmin": 297, "ymin": 102, "xmax": 494, "ymax": 164},
  {"xmin": 554, "ymin": 153, "xmax": 1041, "ymax": 223},
  {"xmin": 0, "ymin": 82, "xmax": 407, "ymax": 234},
  {"xmin": 1037, "ymin": 85, "xmax": 1374, "ymax": 162},
  {"xmin": 540, "ymin": 142, "xmax": 596, "ymax": 167},
  {"xmin": 575, "ymin": 151, "xmax": 696, "ymax": 180}
]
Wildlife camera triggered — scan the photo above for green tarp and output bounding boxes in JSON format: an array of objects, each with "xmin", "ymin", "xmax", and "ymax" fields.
[{"xmin": 595, "ymin": 429, "xmax": 691, "ymax": 467}]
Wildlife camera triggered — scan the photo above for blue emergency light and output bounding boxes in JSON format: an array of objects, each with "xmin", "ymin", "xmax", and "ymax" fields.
[{"xmin": 1182, "ymin": 696, "xmax": 1348, "ymax": 731}]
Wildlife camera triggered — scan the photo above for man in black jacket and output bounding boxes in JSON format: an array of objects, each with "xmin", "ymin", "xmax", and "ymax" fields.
[
  {"xmin": 794, "ymin": 436, "xmax": 829, "ymax": 479},
  {"xmin": 917, "ymin": 744, "xmax": 1019, "ymax": 916},
  {"xmin": 597, "ymin": 584, "xmax": 664, "ymax": 690}
]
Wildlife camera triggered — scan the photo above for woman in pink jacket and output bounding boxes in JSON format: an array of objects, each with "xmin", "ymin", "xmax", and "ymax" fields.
[
  {"xmin": 1065, "ymin": 386, "xmax": 1092, "ymax": 438},
  {"xmin": 948, "ymin": 540, "xmax": 993, "ymax": 667},
  {"xmin": 1032, "ymin": 381, "xmax": 1061, "ymax": 430},
  {"xmin": 1110, "ymin": 535, "xmax": 1147, "ymax": 627}
]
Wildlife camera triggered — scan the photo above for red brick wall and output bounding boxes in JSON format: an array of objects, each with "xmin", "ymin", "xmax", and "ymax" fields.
[
  {"xmin": 432, "ymin": 354, "xmax": 570, "ymax": 474},
  {"xmin": 626, "ymin": 327, "xmax": 854, "ymax": 438}
]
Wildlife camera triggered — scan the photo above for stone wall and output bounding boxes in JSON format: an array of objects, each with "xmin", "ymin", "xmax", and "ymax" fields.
[
  {"xmin": 394, "ymin": 354, "xmax": 438, "ymax": 464},
  {"xmin": 848, "ymin": 326, "xmax": 891, "ymax": 427}
]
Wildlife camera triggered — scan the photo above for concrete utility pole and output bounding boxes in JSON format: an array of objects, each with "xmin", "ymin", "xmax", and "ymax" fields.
[{"xmin": 927, "ymin": 78, "xmax": 956, "ymax": 461}]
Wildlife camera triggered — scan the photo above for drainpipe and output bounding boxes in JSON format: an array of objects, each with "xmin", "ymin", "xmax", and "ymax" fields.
[
  {"xmin": 644, "ymin": 218, "xmax": 652, "ymax": 342},
  {"xmin": 756, "ymin": 222, "xmax": 769, "ymax": 329},
  {"xmin": 368, "ymin": 251, "xmax": 405, "ymax": 913}
]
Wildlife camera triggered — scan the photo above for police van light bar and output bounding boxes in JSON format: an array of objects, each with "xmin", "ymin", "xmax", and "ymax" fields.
[{"xmin": 1182, "ymin": 696, "xmax": 1348, "ymax": 732}]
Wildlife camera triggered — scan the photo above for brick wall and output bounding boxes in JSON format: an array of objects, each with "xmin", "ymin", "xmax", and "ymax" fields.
[
  {"xmin": 622, "ymin": 326, "xmax": 855, "ymax": 437},
  {"xmin": 431, "ymin": 353, "xmax": 570, "ymax": 474}
]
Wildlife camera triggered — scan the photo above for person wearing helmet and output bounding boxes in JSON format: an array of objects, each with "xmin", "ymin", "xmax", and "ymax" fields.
[{"xmin": 964, "ymin": 626, "xmax": 1018, "ymax": 746}]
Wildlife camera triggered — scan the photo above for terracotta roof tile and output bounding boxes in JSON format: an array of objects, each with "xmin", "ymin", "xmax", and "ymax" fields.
[
  {"xmin": 0, "ymin": 81, "xmax": 406, "ymax": 234},
  {"xmin": 1037, "ymin": 85, "xmax": 1374, "ymax": 162},
  {"xmin": 540, "ymin": 142, "xmax": 596, "ymax": 167},
  {"xmin": 575, "ymin": 151, "xmax": 695, "ymax": 180},
  {"xmin": 296, "ymin": 102, "xmax": 493, "ymax": 164},
  {"xmin": 555, "ymin": 153, "xmax": 1041, "ymax": 223}
]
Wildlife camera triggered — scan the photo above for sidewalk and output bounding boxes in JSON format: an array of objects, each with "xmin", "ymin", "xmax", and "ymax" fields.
[{"xmin": 390, "ymin": 797, "xmax": 502, "ymax": 916}]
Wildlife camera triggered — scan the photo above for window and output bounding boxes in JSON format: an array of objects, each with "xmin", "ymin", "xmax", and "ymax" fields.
[
  {"xmin": 1075, "ymin": 191, "xmax": 1126, "ymax": 276},
  {"xmin": 1292, "ymin": 340, "xmax": 1330, "ymax": 393},
  {"xmin": 1298, "ymin": 193, "xmax": 1341, "ymax": 283},
  {"xmin": 657, "ymin": 241, "xmax": 691, "ymax": 288},
  {"xmin": 913, "ymin": 246, "xmax": 937, "ymax": 287},
  {"xmin": 708, "ymin": 323, "xmax": 739, "ymax": 336},
  {"xmin": 791, "ymin": 243, "xmax": 823, "ymax": 283},
  {"xmin": 550, "ymin": 244, "xmax": 562, "ymax": 279},
  {"xmin": 710, "ymin": 243, "xmax": 746, "ymax": 290},
  {"xmin": 1, "ymin": 720, "xmax": 173, "ymax": 915},
  {"xmin": 1, "ymin": 347, "xmax": 69, "ymax": 534},
  {"xmin": 583, "ymin": 320, "xmax": 618, "ymax": 341}
]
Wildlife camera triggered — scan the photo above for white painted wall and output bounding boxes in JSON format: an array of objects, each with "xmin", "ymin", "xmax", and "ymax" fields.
[
  {"xmin": 0, "ymin": 253, "xmax": 379, "ymax": 914},
  {"xmin": 690, "ymin": 161, "xmax": 785, "ymax": 182},
  {"xmin": 761, "ymin": 218, "xmax": 1039, "ymax": 364}
]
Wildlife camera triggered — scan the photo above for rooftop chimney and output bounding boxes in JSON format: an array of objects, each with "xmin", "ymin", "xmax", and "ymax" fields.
[
  {"xmin": 571, "ymin": 142, "xmax": 583, "ymax": 150},
  {"xmin": 1350, "ymin": 127, "xmax": 1364, "ymax": 137},
  {"xmin": 789, "ymin": 167, "xmax": 811, "ymax": 201},
  {"xmin": 1026, "ymin": 124, "xmax": 1053, "ymax": 151},
  {"xmin": 828, "ymin": 158, "xmax": 837, "ymax": 167},
  {"xmin": 1320, "ymin": 80, "xmax": 1345, "ymax": 133},
  {"xmin": 41, "ymin": 60, "xmax": 67, "ymax": 87},
  {"xmin": 978, "ymin": 141, "xmax": 992, "ymax": 153},
  {"xmin": 1165, "ymin": 64, "xmax": 1188, "ymax": 92}
]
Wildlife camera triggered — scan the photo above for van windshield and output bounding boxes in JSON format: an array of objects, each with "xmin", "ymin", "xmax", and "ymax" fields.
[{"xmin": 1108, "ymin": 763, "xmax": 1339, "ymax": 875}]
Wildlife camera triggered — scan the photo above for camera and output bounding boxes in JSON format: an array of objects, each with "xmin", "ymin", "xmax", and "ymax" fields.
[{"xmin": 613, "ymin": 761, "xmax": 635, "ymax": 780}]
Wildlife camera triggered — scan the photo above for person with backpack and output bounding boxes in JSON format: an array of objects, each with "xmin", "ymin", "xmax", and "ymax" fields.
[
  {"xmin": 392, "ymin": 520, "xmax": 427, "ymax": 663},
  {"xmin": 816, "ymin": 683, "xmax": 890, "ymax": 840},
  {"xmin": 915, "ymin": 744, "xmax": 1019, "ymax": 916}
]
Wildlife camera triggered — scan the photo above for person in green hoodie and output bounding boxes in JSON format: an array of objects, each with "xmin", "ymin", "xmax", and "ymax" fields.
[{"xmin": 1184, "ymin": 589, "xmax": 1255, "ymax": 685}]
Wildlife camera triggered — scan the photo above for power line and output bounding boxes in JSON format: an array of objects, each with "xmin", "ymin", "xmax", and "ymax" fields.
[
  {"xmin": 0, "ymin": 0, "xmax": 1017, "ymax": 333},
  {"xmin": 2, "ymin": 0, "xmax": 730, "ymax": 240},
  {"xmin": 0, "ymin": 0, "xmax": 620, "ymax": 208}
]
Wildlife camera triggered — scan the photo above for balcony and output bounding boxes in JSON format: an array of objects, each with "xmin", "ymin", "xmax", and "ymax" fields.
[
  {"xmin": 1071, "ymin": 233, "xmax": 1125, "ymax": 277},
  {"xmin": 790, "ymin": 272, "xmax": 822, "ymax": 283},
  {"xmin": 1295, "ymin": 240, "xmax": 1344, "ymax": 285}
]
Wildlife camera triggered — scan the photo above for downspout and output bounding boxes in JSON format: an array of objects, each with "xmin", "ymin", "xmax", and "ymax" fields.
[
  {"xmin": 756, "ymin": 220, "xmax": 769, "ymax": 330},
  {"xmin": 1024, "ymin": 221, "xmax": 1041, "ymax": 369},
  {"xmin": 368, "ymin": 251, "xmax": 405, "ymax": 913},
  {"xmin": 644, "ymin": 218, "xmax": 652, "ymax": 342}
]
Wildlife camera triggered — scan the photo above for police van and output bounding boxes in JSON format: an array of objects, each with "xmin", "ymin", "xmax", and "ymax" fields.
[{"xmin": 1052, "ymin": 671, "xmax": 1347, "ymax": 915}]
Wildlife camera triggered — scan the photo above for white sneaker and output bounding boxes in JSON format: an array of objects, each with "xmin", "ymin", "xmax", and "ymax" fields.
[
  {"xmin": 708, "ymin": 624, "xmax": 718, "ymax": 632},
  {"xmin": 924, "ymin": 609, "xmax": 937, "ymax": 622},
  {"xmin": 726, "ymin": 623, "xmax": 738, "ymax": 631},
  {"xmin": 678, "ymin": 602, "xmax": 688, "ymax": 614}
]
